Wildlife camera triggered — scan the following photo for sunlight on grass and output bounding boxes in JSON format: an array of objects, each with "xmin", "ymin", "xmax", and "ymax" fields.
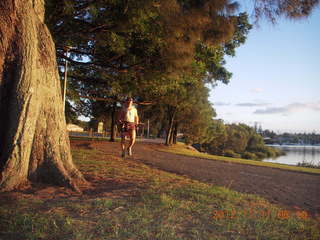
[{"xmin": 0, "ymin": 143, "xmax": 319, "ymax": 240}]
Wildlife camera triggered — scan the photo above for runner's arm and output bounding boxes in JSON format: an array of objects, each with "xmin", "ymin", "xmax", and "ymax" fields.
[{"xmin": 134, "ymin": 109, "xmax": 139, "ymax": 125}]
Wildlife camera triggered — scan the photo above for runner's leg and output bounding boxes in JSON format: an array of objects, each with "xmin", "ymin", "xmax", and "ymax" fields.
[
  {"xmin": 128, "ymin": 129, "xmax": 136, "ymax": 156},
  {"xmin": 121, "ymin": 133, "xmax": 126, "ymax": 157}
]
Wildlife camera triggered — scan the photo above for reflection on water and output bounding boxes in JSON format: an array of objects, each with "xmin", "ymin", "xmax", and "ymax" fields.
[{"xmin": 263, "ymin": 145, "xmax": 320, "ymax": 166}]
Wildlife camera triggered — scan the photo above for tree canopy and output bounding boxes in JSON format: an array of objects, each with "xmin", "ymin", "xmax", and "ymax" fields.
[
  {"xmin": 44, "ymin": 1, "xmax": 253, "ymax": 142},
  {"xmin": 44, "ymin": 0, "xmax": 319, "ymax": 145}
]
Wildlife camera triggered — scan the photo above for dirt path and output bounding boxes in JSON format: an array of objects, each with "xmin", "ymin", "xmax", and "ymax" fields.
[{"xmin": 76, "ymin": 140, "xmax": 320, "ymax": 216}]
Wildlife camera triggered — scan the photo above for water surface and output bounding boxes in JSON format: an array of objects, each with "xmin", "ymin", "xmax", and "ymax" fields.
[{"xmin": 264, "ymin": 145, "xmax": 320, "ymax": 166}]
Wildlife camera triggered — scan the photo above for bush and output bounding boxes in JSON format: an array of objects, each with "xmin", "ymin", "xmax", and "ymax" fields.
[
  {"xmin": 241, "ymin": 152, "xmax": 257, "ymax": 160},
  {"xmin": 224, "ymin": 150, "xmax": 241, "ymax": 158},
  {"xmin": 254, "ymin": 152, "xmax": 267, "ymax": 160},
  {"xmin": 248, "ymin": 146, "xmax": 285, "ymax": 160},
  {"xmin": 252, "ymin": 146, "xmax": 280, "ymax": 158}
]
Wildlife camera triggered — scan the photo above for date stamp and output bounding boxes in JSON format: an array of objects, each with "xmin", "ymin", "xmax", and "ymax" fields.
[{"xmin": 211, "ymin": 207, "xmax": 309, "ymax": 220}]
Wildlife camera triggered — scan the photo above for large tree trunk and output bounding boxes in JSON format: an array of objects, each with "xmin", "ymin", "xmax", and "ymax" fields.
[{"xmin": 0, "ymin": 0, "xmax": 86, "ymax": 192}]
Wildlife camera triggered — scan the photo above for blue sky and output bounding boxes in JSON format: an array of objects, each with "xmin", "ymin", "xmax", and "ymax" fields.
[{"xmin": 209, "ymin": 7, "xmax": 320, "ymax": 133}]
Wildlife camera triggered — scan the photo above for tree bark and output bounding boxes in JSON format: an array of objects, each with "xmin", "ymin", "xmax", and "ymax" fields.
[
  {"xmin": 172, "ymin": 122, "xmax": 178, "ymax": 144},
  {"xmin": 165, "ymin": 106, "xmax": 176, "ymax": 146},
  {"xmin": 110, "ymin": 102, "xmax": 116, "ymax": 142},
  {"xmin": 0, "ymin": 0, "xmax": 86, "ymax": 192}
]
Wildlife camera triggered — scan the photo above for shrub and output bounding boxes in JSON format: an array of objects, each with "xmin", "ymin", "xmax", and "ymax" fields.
[
  {"xmin": 241, "ymin": 152, "xmax": 257, "ymax": 160},
  {"xmin": 254, "ymin": 152, "xmax": 267, "ymax": 160},
  {"xmin": 224, "ymin": 150, "xmax": 241, "ymax": 158},
  {"xmin": 253, "ymin": 146, "xmax": 278, "ymax": 158},
  {"xmin": 249, "ymin": 146, "xmax": 285, "ymax": 160}
]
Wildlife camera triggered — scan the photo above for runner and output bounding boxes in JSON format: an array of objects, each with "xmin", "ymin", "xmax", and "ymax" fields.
[{"xmin": 118, "ymin": 97, "xmax": 139, "ymax": 157}]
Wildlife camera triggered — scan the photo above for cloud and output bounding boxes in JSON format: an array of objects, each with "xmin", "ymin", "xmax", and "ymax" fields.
[
  {"xmin": 254, "ymin": 107, "xmax": 288, "ymax": 114},
  {"xmin": 254, "ymin": 102, "xmax": 320, "ymax": 115},
  {"xmin": 251, "ymin": 88, "xmax": 264, "ymax": 93},
  {"xmin": 236, "ymin": 102, "xmax": 269, "ymax": 107},
  {"xmin": 214, "ymin": 101, "xmax": 231, "ymax": 106}
]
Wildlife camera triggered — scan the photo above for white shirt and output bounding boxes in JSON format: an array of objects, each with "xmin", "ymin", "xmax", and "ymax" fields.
[{"xmin": 123, "ymin": 107, "xmax": 137, "ymax": 123}]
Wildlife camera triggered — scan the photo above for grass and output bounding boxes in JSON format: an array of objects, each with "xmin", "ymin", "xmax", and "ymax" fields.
[
  {"xmin": 0, "ymin": 143, "xmax": 319, "ymax": 240},
  {"xmin": 159, "ymin": 143, "xmax": 320, "ymax": 175},
  {"xmin": 69, "ymin": 136, "xmax": 113, "ymax": 141}
]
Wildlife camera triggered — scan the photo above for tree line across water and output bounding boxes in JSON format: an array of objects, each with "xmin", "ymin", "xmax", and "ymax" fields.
[{"xmin": 262, "ymin": 131, "xmax": 320, "ymax": 145}]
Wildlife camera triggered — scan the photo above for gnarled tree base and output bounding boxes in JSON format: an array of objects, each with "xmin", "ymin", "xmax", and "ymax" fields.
[{"xmin": 0, "ymin": 0, "xmax": 87, "ymax": 192}]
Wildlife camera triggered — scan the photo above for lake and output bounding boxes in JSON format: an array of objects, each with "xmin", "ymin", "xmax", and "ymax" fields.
[{"xmin": 263, "ymin": 145, "xmax": 320, "ymax": 166}]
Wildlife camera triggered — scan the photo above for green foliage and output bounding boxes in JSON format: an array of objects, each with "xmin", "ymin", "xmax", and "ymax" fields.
[
  {"xmin": 44, "ymin": 0, "xmax": 319, "ymax": 149},
  {"xmin": 195, "ymin": 12, "xmax": 252, "ymax": 85},
  {"xmin": 139, "ymin": 11, "xmax": 251, "ymax": 145},
  {"xmin": 241, "ymin": 151, "xmax": 257, "ymax": 160},
  {"xmin": 255, "ymin": 152, "xmax": 268, "ymax": 160},
  {"xmin": 202, "ymin": 122, "xmax": 283, "ymax": 161},
  {"xmin": 46, "ymin": 0, "xmax": 168, "ymax": 121},
  {"xmin": 225, "ymin": 124, "xmax": 250, "ymax": 153},
  {"xmin": 246, "ymin": 133, "xmax": 265, "ymax": 152},
  {"xmin": 202, "ymin": 119, "xmax": 227, "ymax": 155},
  {"xmin": 44, "ymin": 0, "xmax": 252, "ymax": 130},
  {"xmin": 224, "ymin": 149, "xmax": 241, "ymax": 158}
]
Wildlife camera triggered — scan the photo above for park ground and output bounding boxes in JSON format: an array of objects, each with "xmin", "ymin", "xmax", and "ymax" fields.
[{"xmin": 0, "ymin": 139, "xmax": 319, "ymax": 240}]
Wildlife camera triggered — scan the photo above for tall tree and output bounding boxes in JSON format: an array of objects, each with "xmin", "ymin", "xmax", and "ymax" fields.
[{"xmin": 0, "ymin": 0, "xmax": 86, "ymax": 192}]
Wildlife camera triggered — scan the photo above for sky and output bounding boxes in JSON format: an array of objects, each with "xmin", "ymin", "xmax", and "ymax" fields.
[{"xmin": 209, "ymin": 7, "xmax": 320, "ymax": 134}]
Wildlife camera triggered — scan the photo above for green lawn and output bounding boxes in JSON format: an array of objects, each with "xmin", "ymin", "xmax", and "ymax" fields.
[{"xmin": 0, "ymin": 145, "xmax": 319, "ymax": 240}]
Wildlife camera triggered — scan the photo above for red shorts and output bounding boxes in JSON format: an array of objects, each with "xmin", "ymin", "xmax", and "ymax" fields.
[
  {"xmin": 126, "ymin": 122, "xmax": 136, "ymax": 130},
  {"xmin": 120, "ymin": 122, "xmax": 136, "ymax": 136}
]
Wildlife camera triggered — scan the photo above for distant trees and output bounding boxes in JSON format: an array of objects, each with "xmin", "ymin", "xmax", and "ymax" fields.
[
  {"xmin": 201, "ymin": 122, "xmax": 283, "ymax": 160},
  {"xmin": 201, "ymin": 124, "xmax": 320, "ymax": 161},
  {"xmin": 262, "ymin": 131, "xmax": 320, "ymax": 145}
]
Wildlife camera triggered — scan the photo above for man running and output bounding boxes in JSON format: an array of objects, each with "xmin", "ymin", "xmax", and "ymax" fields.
[{"xmin": 118, "ymin": 97, "xmax": 139, "ymax": 157}]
